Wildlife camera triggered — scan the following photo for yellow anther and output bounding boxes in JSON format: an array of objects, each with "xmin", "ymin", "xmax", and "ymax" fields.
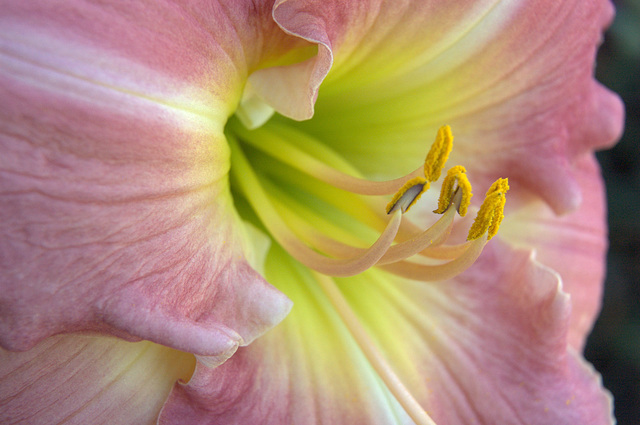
[
  {"xmin": 467, "ymin": 178, "xmax": 509, "ymax": 241},
  {"xmin": 433, "ymin": 165, "xmax": 472, "ymax": 216},
  {"xmin": 424, "ymin": 125, "xmax": 453, "ymax": 182},
  {"xmin": 386, "ymin": 176, "xmax": 429, "ymax": 214}
]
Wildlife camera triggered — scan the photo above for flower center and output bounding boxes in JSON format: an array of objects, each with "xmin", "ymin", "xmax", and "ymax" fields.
[{"xmin": 226, "ymin": 118, "xmax": 508, "ymax": 280}]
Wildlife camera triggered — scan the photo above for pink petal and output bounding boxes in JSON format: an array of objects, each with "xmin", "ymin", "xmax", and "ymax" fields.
[
  {"xmin": 501, "ymin": 154, "xmax": 609, "ymax": 350},
  {"xmin": 159, "ymin": 248, "xmax": 417, "ymax": 425},
  {"xmin": 248, "ymin": 0, "xmax": 351, "ymax": 120},
  {"xmin": 158, "ymin": 243, "xmax": 613, "ymax": 425},
  {"xmin": 402, "ymin": 241, "xmax": 613, "ymax": 424},
  {"xmin": 0, "ymin": 335, "xmax": 195, "ymax": 425},
  {"xmin": 0, "ymin": 0, "xmax": 293, "ymax": 354}
]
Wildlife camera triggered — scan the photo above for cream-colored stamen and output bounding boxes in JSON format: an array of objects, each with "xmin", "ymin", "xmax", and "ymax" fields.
[
  {"xmin": 377, "ymin": 205, "xmax": 456, "ymax": 264},
  {"xmin": 380, "ymin": 235, "xmax": 488, "ymax": 281},
  {"xmin": 289, "ymin": 203, "xmax": 457, "ymax": 266}
]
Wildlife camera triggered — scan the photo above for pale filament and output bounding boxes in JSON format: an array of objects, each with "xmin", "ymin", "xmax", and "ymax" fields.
[
  {"xmin": 379, "ymin": 235, "xmax": 488, "ymax": 281},
  {"xmin": 278, "ymin": 196, "xmax": 486, "ymax": 281},
  {"xmin": 230, "ymin": 119, "xmax": 423, "ymax": 195},
  {"xmin": 284, "ymin": 209, "xmax": 403, "ymax": 277},
  {"xmin": 395, "ymin": 209, "xmax": 446, "ymax": 242},
  {"xmin": 378, "ymin": 189, "xmax": 464, "ymax": 264},
  {"xmin": 298, "ymin": 205, "xmax": 456, "ymax": 265},
  {"xmin": 314, "ymin": 272, "xmax": 439, "ymax": 425},
  {"xmin": 272, "ymin": 188, "xmax": 465, "ymax": 266},
  {"xmin": 419, "ymin": 241, "xmax": 472, "ymax": 260},
  {"xmin": 259, "ymin": 171, "xmax": 487, "ymax": 280}
]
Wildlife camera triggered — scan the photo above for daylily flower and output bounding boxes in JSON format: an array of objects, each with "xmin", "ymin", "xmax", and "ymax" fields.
[{"xmin": 0, "ymin": 0, "xmax": 624, "ymax": 424}]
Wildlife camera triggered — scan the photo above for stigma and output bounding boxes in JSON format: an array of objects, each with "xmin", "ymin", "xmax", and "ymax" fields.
[{"xmin": 228, "ymin": 120, "xmax": 508, "ymax": 282}]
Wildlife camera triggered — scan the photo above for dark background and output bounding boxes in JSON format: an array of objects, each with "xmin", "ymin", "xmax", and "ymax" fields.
[{"xmin": 586, "ymin": 0, "xmax": 640, "ymax": 423}]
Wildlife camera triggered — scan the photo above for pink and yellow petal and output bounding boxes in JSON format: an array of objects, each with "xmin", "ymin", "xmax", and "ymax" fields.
[
  {"xmin": 159, "ymin": 246, "xmax": 414, "ymax": 425},
  {"xmin": 0, "ymin": 0, "xmax": 294, "ymax": 354},
  {"xmin": 160, "ymin": 241, "xmax": 612, "ymax": 424},
  {"xmin": 346, "ymin": 241, "xmax": 613, "ymax": 424},
  {"xmin": 0, "ymin": 335, "xmax": 195, "ymax": 425}
]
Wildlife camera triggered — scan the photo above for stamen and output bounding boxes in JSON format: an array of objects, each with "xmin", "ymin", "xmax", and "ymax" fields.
[
  {"xmin": 434, "ymin": 166, "xmax": 472, "ymax": 216},
  {"xmin": 380, "ymin": 236, "xmax": 488, "ymax": 281},
  {"xmin": 286, "ymin": 203, "xmax": 457, "ymax": 266},
  {"xmin": 424, "ymin": 125, "xmax": 453, "ymax": 182},
  {"xmin": 419, "ymin": 241, "xmax": 472, "ymax": 260},
  {"xmin": 385, "ymin": 125, "xmax": 454, "ymax": 215},
  {"xmin": 229, "ymin": 134, "xmax": 404, "ymax": 277},
  {"xmin": 288, "ymin": 209, "xmax": 402, "ymax": 277},
  {"xmin": 314, "ymin": 272, "xmax": 438, "ymax": 425},
  {"xmin": 467, "ymin": 178, "xmax": 509, "ymax": 241},
  {"xmin": 382, "ymin": 189, "xmax": 463, "ymax": 262},
  {"xmin": 230, "ymin": 120, "xmax": 506, "ymax": 282},
  {"xmin": 386, "ymin": 177, "xmax": 429, "ymax": 214},
  {"xmin": 377, "ymin": 205, "xmax": 456, "ymax": 264}
]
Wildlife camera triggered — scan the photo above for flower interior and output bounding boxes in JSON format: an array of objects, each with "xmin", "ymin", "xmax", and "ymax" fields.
[{"xmin": 225, "ymin": 114, "xmax": 508, "ymax": 424}]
